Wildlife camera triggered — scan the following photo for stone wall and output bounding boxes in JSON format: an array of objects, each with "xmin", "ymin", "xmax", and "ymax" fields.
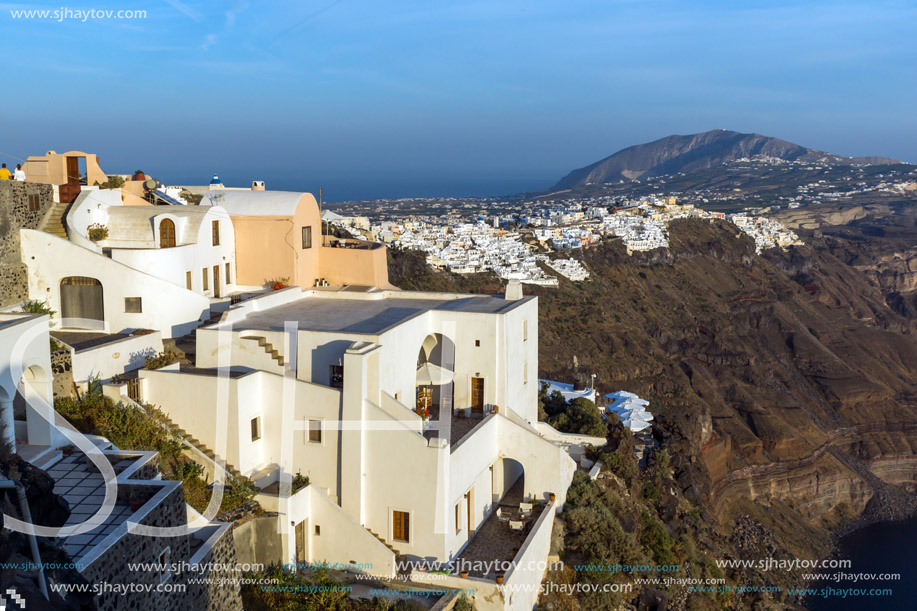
[
  {"xmin": 51, "ymin": 349, "xmax": 74, "ymax": 400},
  {"xmin": 0, "ymin": 181, "xmax": 54, "ymax": 307},
  {"xmin": 81, "ymin": 482, "xmax": 243, "ymax": 611}
]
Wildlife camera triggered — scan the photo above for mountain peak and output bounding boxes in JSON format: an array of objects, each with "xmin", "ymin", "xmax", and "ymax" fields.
[{"xmin": 551, "ymin": 130, "xmax": 902, "ymax": 191}]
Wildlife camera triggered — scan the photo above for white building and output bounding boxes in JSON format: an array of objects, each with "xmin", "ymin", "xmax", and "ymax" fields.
[
  {"xmin": 19, "ymin": 187, "xmax": 237, "ymax": 337},
  {"xmin": 134, "ymin": 284, "xmax": 576, "ymax": 604}
]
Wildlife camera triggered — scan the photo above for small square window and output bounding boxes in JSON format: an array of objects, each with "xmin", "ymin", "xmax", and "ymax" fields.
[
  {"xmin": 314, "ymin": 524, "xmax": 321, "ymax": 535},
  {"xmin": 302, "ymin": 226, "xmax": 312, "ymax": 249},
  {"xmin": 124, "ymin": 297, "xmax": 142, "ymax": 313},
  {"xmin": 474, "ymin": 340, "xmax": 480, "ymax": 347},
  {"xmin": 186, "ymin": 271, "xmax": 192, "ymax": 290},
  {"xmin": 308, "ymin": 420, "xmax": 322, "ymax": 443},
  {"xmin": 250, "ymin": 416, "xmax": 261, "ymax": 442},
  {"xmin": 27, "ymin": 193, "xmax": 40, "ymax": 212},
  {"xmin": 202, "ymin": 268, "xmax": 209, "ymax": 291},
  {"xmin": 225, "ymin": 262, "xmax": 231, "ymax": 284}
]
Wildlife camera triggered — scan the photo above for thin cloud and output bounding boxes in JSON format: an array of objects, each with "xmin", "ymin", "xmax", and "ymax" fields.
[
  {"xmin": 270, "ymin": 0, "xmax": 346, "ymax": 48},
  {"xmin": 162, "ymin": 0, "xmax": 202, "ymax": 23}
]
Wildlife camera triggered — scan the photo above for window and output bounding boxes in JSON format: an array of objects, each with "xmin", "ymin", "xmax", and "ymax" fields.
[
  {"xmin": 159, "ymin": 219, "xmax": 176, "ymax": 248},
  {"xmin": 329, "ymin": 365, "xmax": 343, "ymax": 388},
  {"xmin": 27, "ymin": 193, "xmax": 40, "ymax": 212},
  {"xmin": 212, "ymin": 220, "xmax": 220, "ymax": 246},
  {"xmin": 225, "ymin": 262, "xmax": 231, "ymax": 284},
  {"xmin": 250, "ymin": 416, "xmax": 261, "ymax": 442},
  {"xmin": 455, "ymin": 503, "xmax": 462, "ymax": 533},
  {"xmin": 523, "ymin": 320, "xmax": 528, "ymax": 341},
  {"xmin": 474, "ymin": 339, "xmax": 480, "ymax": 347},
  {"xmin": 124, "ymin": 297, "xmax": 142, "ymax": 313},
  {"xmin": 314, "ymin": 525, "xmax": 321, "ymax": 536},
  {"xmin": 158, "ymin": 547, "xmax": 172, "ymax": 584},
  {"xmin": 186, "ymin": 271, "xmax": 192, "ymax": 290},
  {"xmin": 393, "ymin": 510, "xmax": 410, "ymax": 543},
  {"xmin": 302, "ymin": 226, "xmax": 312, "ymax": 249},
  {"xmin": 308, "ymin": 420, "xmax": 322, "ymax": 443},
  {"xmin": 202, "ymin": 268, "xmax": 209, "ymax": 291},
  {"xmin": 523, "ymin": 361, "xmax": 528, "ymax": 385}
]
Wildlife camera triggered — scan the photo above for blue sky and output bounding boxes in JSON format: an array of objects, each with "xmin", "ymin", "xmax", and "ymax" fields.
[{"xmin": 1, "ymin": 0, "xmax": 914, "ymax": 199}]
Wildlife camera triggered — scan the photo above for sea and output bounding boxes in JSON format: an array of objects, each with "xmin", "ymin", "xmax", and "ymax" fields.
[
  {"xmin": 806, "ymin": 516, "xmax": 917, "ymax": 610},
  {"xmin": 164, "ymin": 172, "xmax": 556, "ymax": 203}
]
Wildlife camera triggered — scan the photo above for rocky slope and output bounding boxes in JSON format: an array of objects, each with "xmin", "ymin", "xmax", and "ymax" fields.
[
  {"xmin": 550, "ymin": 130, "xmax": 902, "ymax": 190},
  {"xmin": 389, "ymin": 215, "xmax": 917, "ymax": 608}
]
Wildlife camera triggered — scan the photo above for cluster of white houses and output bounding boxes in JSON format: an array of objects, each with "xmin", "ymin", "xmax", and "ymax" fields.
[{"xmin": 1, "ymin": 151, "xmax": 585, "ymax": 610}]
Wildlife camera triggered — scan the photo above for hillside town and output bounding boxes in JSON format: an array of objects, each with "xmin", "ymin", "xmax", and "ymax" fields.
[{"xmin": 324, "ymin": 193, "xmax": 803, "ymax": 284}]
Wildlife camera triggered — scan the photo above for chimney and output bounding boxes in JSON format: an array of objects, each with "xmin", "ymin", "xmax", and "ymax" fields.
[
  {"xmin": 505, "ymin": 279, "xmax": 523, "ymax": 301},
  {"xmin": 251, "ymin": 180, "xmax": 265, "ymax": 191}
]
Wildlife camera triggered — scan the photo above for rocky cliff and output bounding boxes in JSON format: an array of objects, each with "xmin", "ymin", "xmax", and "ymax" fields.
[{"xmin": 389, "ymin": 212, "xmax": 917, "ymax": 607}]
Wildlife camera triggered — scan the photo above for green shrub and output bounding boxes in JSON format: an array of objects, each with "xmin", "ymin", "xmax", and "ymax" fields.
[
  {"xmin": 292, "ymin": 470, "xmax": 310, "ymax": 494},
  {"xmin": 19, "ymin": 300, "xmax": 55, "ymax": 319},
  {"xmin": 640, "ymin": 512, "xmax": 675, "ymax": 565},
  {"xmin": 144, "ymin": 351, "xmax": 179, "ymax": 370}
]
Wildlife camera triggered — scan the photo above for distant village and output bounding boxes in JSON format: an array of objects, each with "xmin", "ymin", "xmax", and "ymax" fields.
[{"xmin": 324, "ymin": 194, "xmax": 804, "ymax": 285}]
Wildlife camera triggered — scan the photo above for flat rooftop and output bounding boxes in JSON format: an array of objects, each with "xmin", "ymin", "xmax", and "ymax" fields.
[{"xmin": 228, "ymin": 291, "xmax": 533, "ymax": 335}]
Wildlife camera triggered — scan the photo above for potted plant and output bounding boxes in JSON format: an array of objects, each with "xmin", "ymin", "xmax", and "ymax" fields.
[
  {"xmin": 459, "ymin": 570, "xmax": 469, "ymax": 579},
  {"xmin": 549, "ymin": 492, "xmax": 556, "ymax": 502},
  {"xmin": 414, "ymin": 406, "xmax": 430, "ymax": 420},
  {"xmin": 496, "ymin": 574, "xmax": 505, "ymax": 585},
  {"xmin": 133, "ymin": 170, "xmax": 145, "ymax": 181},
  {"xmin": 87, "ymin": 223, "xmax": 109, "ymax": 242}
]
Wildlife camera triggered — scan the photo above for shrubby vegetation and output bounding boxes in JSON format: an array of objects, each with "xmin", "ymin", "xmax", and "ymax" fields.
[
  {"xmin": 18, "ymin": 300, "xmax": 55, "ymax": 318},
  {"xmin": 538, "ymin": 382, "xmax": 607, "ymax": 437},
  {"xmin": 241, "ymin": 566, "xmax": 473, "ymax": 610},
  {"xmin": 55, "ymin": 386, "xmax": 254, "ymax": 514}
]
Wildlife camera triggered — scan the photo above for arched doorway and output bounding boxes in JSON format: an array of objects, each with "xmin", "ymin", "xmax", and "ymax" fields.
[
  {"xmin": 60, "ymin": 276, "xmax": 104, "ymax": 329},
  {"xmin": 415, "ymin": 333, "xmax": 456, "ymax": 422}
]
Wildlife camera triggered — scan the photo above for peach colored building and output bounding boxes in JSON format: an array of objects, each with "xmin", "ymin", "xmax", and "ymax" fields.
[
  {"xmin": 22, "ymin": 150, "xmax": 108, "ymax": 202},
  {"xmin": 201, "ymin": 189, "xmax": 390, "ymax": 289}
]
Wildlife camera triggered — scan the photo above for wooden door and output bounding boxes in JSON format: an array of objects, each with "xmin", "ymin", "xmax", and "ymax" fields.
[
  {"xmin": 212, "ymin": 265, "xmax": 221, "ymax": 298},
  {"xmin": 393, "ymin": 510, "xmax": 409, "ymax": 543},
  {"xmin": 466, "ymin": 490, "xmax": 474, "ymax": 538},
  {"xmin": 471, "ymin": 377, "xmax": 484, "ymax": 415},
  {"xmin": 66, "ymin": 156, "xmax": 80, "ymax": 184},
  {"xmin": 295, "ymin": 520, "xmax": 306, "ymax": 564}
]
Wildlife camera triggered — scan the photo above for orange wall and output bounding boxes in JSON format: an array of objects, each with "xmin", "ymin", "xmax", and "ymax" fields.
[
  {"xmin": 232, "ymin": 216, "xmax": 297, "ymax": 287},
  {"xmin": 318, "ymin": 244, "xmax": 390, "ymax": 288}
]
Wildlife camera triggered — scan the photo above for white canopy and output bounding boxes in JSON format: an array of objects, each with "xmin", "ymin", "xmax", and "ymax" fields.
[{"xmin": 416, "ymin": 361, "xmax": 453, "ymax": 386}]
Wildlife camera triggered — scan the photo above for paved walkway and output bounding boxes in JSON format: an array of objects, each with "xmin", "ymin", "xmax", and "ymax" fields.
[
  {"xmin": 47, "ymin": 454, "xmax": 136, "ymax": 561},
  {"xmin": 454, "ymin": 478, "xmax": 530, "ymax": 579}
]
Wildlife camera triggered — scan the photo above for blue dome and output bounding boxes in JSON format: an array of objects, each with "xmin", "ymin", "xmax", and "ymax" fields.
[{"xmin": 210, "ymin": 174, "xmax": 222, "ymax": 185}]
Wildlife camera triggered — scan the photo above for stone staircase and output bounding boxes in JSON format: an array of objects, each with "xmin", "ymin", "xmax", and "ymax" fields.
[
  {"xmin": 41, "ymin": 202, "xmax": 70, "ymax": 239},
  {"xmin": 366, "ymin": 528, "xmax": 404, "ymax": 566},
  {"xmin": 158, "ymin": 411, "xmax": 243, "ymax": 480},
  {"xmin": 243, "ymin": 335, "xmax": 285, "ymax": 367}
]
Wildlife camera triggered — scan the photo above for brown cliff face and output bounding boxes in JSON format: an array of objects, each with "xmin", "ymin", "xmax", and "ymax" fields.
[{"xmin": 390, "ymin": 214, "xmax": 917, "ymax": 562}]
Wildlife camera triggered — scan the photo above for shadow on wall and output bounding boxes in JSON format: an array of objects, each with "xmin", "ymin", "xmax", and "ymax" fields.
[
  {"xmin": 128, "ymin": 348, "xmax": 157, "ymax": 370},
  {"xmin": 310, "ymin": 341, "xmax": 353, "ymax": 385}
]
